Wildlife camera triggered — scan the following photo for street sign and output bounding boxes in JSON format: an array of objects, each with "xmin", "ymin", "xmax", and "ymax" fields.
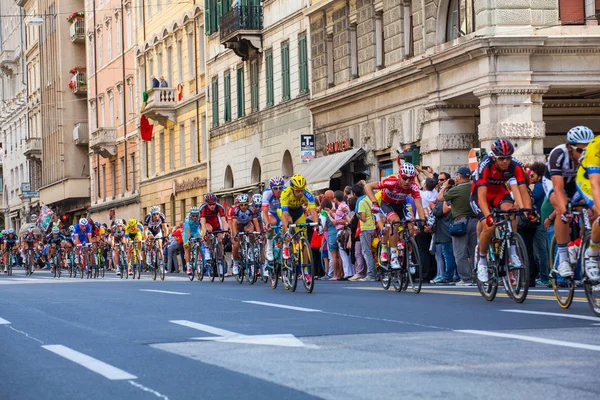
[
  {"xmin": 22, "ymin": 191, "xmax": 39, "ymax": 198},
  {"xmin": 300, "ymin": 134, "xmax": 315, "ymax": 163},
  {"xmin": 21, "ymin": 182, "xmax": 31, "ymax": 192},
  {"xmin": 468, "ymin": 148, "xmax": 479, "ymax": 171}
]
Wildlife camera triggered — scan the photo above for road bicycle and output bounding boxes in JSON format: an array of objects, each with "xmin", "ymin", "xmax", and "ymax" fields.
[
  {"xmin": 377, "ymin": 219, "xmax": 423, "ymax": 293},
  {"xmin": 146, "ymin": 239, "xmax": 165, "ymax": 281},
  {"xmin": 50, "ymin": 245, "xmax": 62, "ymax": 278},
  {"xmin": 64, "ymin": 244, "xmax": 77, "ymax": 278},
  {"xmin": 282, "ymin": 222, "xmax": 317, "ymax": 293},
  {"xmin": 266, "ymin": 226, "xmax": 283, "ymax": 289},
  {"xmin": 474, "ymin": 208, "xmax": 531, "ymax": 303},
  {"xmin": 23, "ymin": 244, "xmax": 35, "ymax": 276},
  {"xmin": 5, "ymin": 248, "xmax": 17, "ymax": 276},
  {"xmin": 188, "ymin": 236, "xmax": 203, "ymax": 281},
  {"xmin": 116, "ymin": 242, "xmax": 128, "ymax": 279},
  {"xmin": 129, "ymin": 240, "xmax": 143, "ymax": 280},
  {"xmin": 202, "ymin": 230, "xmax": 228, "ymax": 283},
  {"xmin": 234, "ymin": 231, "xmax": 262, "ymax": 285}
]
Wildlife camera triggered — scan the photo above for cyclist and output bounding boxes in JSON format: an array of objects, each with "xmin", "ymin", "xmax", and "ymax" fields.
[
  {"xmin": 575, "ymin": 127, "xmax": 600, "ymax": 281},
  {"xmin": 231, "ymin": 194, "xmax": 261, "ymax": 275},
  {"xmin": 46, "ymin": 226, "xmax": 65, "ymax": 273},
  {"xmin": 0, "ymin": 230, "xmax": 4, "ymax": 272},
  {"xmin": 73, "ymin": 218, "xmax": 93, "ymax": 271},
  {"xmin": 3, "ymin": 229, "xmax": 19, "ymax": 273},
  {"xmin": 251, "ymin": 194, "xmax": 263, "ymax": 232},
  {"xmin": 280, "ymin": 174, "xmax": 319, "ymax": 260},
  {"xmin": 183, "ymin": 206, "xmax": 202, "ymax": 275},
  {"xmin": 199, "ymin": 193, "xmax": 228, "ymax": 270},
  {"xmin": 364, "ymin": 162, "xmax": 426, "ymax": 270},
  {"xmin": 111, "ymin": 219, "xmax": 127, "ymax": 276},
  {"xmin": 471, "ymin": 139, "xmax": 535, "ymax": 283},
  {"xmin": 21, "ymin": 226, "xmax": 37, "ymax": 271},
  {"xmin": 125, "ymin": 218, "xmax": 144, "ymax": 276},
  {"xmin": 545, "ymin": 126, "xmax": 595, "ymax": 278},
  {"xmin": 143, "ymin": 206, "xmax": 168, "ymax": 263},
  {"xmin": 262, "ymin": 176, "xmax": 285, "ymax": 262}
]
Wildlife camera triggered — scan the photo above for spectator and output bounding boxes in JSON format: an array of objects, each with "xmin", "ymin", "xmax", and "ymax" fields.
[
  {"xmin": 347, "ymin": 191, "xmax": 365, "ymax": 281},
  {"xmin": 432, "ymin": 198, "xmax": 457, "ymax": 283},
  {"xmin": 529, "ymin": 162, "xmax": 550, "ymax": 286},
  {"xmin": 437, "ymin": 172, "xmax": 451, "ymax": 192},
  {"xmin": 440, "ymin": 166, "xmax": 477, "ymax": 286},
  {"xmin": 167, "ymin": 226, "xmax": 181, "ymax": 273},
  {"xmin": 324, "ymin": 190, "xmax": 335, "ymax": 204},
  {"xmin": 333, "ymin": 190, "xmax": 354, "ymax": 279},
  {"xmin": 321, "ymin": 198, "xmax": 343, "ymax": 280},
  {"xmin": 517, "ymin": 171, "xmax": 540, "ymax": 287},
  {"xmin": 354, "ymin": 184, "xmax": 377, "ymax": 282},
  {"xmin": 159, "ymin": 76, "xmax": 169, "ymax": 87},
  {"xmin": 344, "ymin": 186, "xmax": 353, "ymax": 201},
  {"xmin": 151, "ymin": 75, "xmax": 160, "ymax": 88}
]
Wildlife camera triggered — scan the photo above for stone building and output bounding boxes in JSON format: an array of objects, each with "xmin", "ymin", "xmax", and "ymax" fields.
[
  {"xmin": 305, "ymin": 0, "xmax": 600, "ymax": 188},
  {"xmin": 206, "ymin": 0, "xmax": 312, "ymax": 201},
  {"xmin": 86, "ymin": 0, "xmax": 140, "ymax": 223},
  {"xmin": 137, "ymin": 3, "xmax": 208, "ymax": 226}
]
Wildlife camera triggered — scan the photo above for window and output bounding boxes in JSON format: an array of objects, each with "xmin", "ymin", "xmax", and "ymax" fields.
[
  {"xmin": 99, "ymin": 96, "xmax": 105, "ymax": 127},
  {"xmin": 180, "ymin": 199, "xmax": 186, "ymax": 223},
  {"xmin": 118, "ymin": 86, "xmax": 124, "ymax": 123},
  {"xmin": 446, "ymin": 0, "xmax": 475, "ymax": 41},
  {"xmin": 128, "ymin": 83, "xmax": 134, "ymax": 120},
  {"xmin": 116, "ymin": 15, "xmax": 121, "ymax": 54},
  {"xmin": 126, "ymin": 9, "xmax": 132, "ymax": 48},
  {"xmin": 120, "ymin": 157, "xmax": 126, "ymax": 195},
  {"xmin": 151, "ymin": 139, "xmax": 156, "ymax": 176},
  {"xmin": 147, "ymin": 0, "xmax": 152, "ymax": 19},
  {"xmin": 250, "ymin": 59, "xmax": 258, "ymax": 112},
  {"xmin": 237, "ymin": 66, "xmax": 245, "ymax": 118},
  {"xmin": 169, "ymin": 127, "xmax": 175, "ymax": 170},
  {"xmin": 266, "ymin": 51, "xmax": 274, "ymax": 107},
  {"xmin": 298, "ymin": 34, "xmax": 309, "ymax": 94},
  {"xmin": 211, "ymin": 78, "xmax": 219, "ymax": 127},
  {"xmin": 200, "ymin": 115, "xmax": 206, "ymax": 161},
  {"xmin": 157, "ymin": 51, "xmax": 163, "ymax": 78},
  {"xmin": 111, "ymin": 161, "xmax": 116, "ymax": 199},
  {"xmin": 102, "ymin": 165, "xmax": 106, "ymax": 200},
  {"xmin": 97, "ymin": 31, "xmax": 103, "ymax": 67},
  {"xmin": 375, "ymin": 12, "xmax": 383, "ymax": 69},
  {"xmin": 224, "ymin": 72, "xmax": 231, "ymax": 122},
  {"xmin": 166, "ymin": 46, "xmax": 173, "ymax": 85},
  {"xmin": 199, "ymin": 27, "xmax": 206, "ymax": 74},
  {"xmin": 559, "ymin": 0, "xmax": 586, "ymax": 25},
  {"xmin": 108, "ymin": 92, "xmax": 114, "ymax": 126},
  {"xmin": 156, "ymin": 0, "xmax": 161, "ymax": 13},
  {"xmin": 177, "ymin": 40, "xmax": 183, "ymax": 83},
  {"xmin": 159, "ymin": 131, "xmax": 165, "ymax": 172},
  {"xmin": 281, "ymin": 43, "xmax": 290, "ymax": 101},
  {"xmin": 107, "ymin": 22, "xmax": 112, "ymax": 60},
  {"xmin": 179, "ymin": 123, "xmax": 186, "ymax": 167},
  {"xmin": 191, "ymin": 118, "xmax": 198, "ymax": 163},
  {"xmin": 192, "ymin": 197, "xmax": 197, "ymax": 207},
  {"xmin": 142, "ymin": 141, "xmax": 148, "ymax": 178},
  {"xmin": 94, "ymin": 168, "xmax": 99, "ymax": 198},
  {"xmin": 205, "ymin": 0, "xmax": 219, "ymax": 34},
  {"xmin": 187, "ymin": 34, "xmax": 195, "ymax": 79},
  {"xmin": 130, "ymin": 153, "xmax": 136, "ymax": 190}
]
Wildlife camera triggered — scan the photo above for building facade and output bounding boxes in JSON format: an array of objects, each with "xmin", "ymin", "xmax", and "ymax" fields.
[
  {"xmin": 29, "ymin": 0, "xmax": 90, "ymax": 223},
  {"xmin": 86, "ymin": 0, "xmax": 140, "ymax": 223},
  {"xmin": 0, "ymin": 0, "xmax": 36, "ymax": 230},
  {"xmin": 304, "ymin": 0, "xmax": 600, "ymax": 188},
  {"xmin": 205, "ymin": 0, "xmax": 312, "ymax": 201},
  {"xmin": 137, "ymin": 2, "xmax": 208, "ymax": 226}
]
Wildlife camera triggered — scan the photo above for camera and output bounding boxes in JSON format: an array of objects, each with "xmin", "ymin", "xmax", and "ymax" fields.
[{"xmin": 447, "ymin": 179, "xmax": 455, "ymax": 186}]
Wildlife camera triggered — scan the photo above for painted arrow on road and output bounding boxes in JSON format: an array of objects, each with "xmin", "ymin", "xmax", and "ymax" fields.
[{"xmin": 170, "ymin": 320, "xmax": 318, "ymax": 349}]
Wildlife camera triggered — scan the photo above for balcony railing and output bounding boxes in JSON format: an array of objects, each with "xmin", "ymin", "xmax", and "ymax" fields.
[
  {"xmin": 142, "ymin": 87, "xmax": 177, "ymax": 127},
  {"xmin": 90, "ymin": 127, "xmax": 117, "ymax": 158},
  {"xmin": 70, "ymin": 19, "xmax": 85, "ymax": 42},
  {"xmin": 71, "ymin": 72, "xmax": 87, "ymax": 95},
  {"xmin": 220, "ymin": 5, "xmax": 263, "ymax": 41},
  {"xmin": 73, "ymin": 122, "xmax": 89, "ymax": 146},
  {"xmin": 24, "ymin": 137, "xmax": 42, "ymax": 160}
]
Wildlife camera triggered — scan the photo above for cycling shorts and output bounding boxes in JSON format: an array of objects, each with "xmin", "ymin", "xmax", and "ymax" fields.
[
  {"xmin": 263, "ymin": 209, "xmax": 283, "ymax": 228},
  {"xmin": 379, "ymin": 201, "xmax": 408, "ymax": 221},
  {"xmin": 126, "ymin": 232, "xmax": 143, "ymax": 242},
  {"xmin": 470, "ymin": 185, "xmax": 514, "ymax": 221},
  {"xmin": 183, "ymin": 228, "xmax": 200, "ymax": 244}
]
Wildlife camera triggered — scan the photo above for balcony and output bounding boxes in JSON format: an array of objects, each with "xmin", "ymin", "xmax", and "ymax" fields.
[
  {"xmin": 70, "ymin": 72, "xmax": 87, "ymax": 95},
  {"xmin": 24, "ymin": 137, "xmax": 42, "ymax": 161},
  {"xmin": 0, "ymin": 49, "xmax": 17, "ymax": 75},
  {"xmin": 90, "ymin": 127, "xmax": 117, "ymax": 158},
  {"xmin": 142, "ymin": 87, "xmax": 177, "ymax": 127},
  {"xmin": 70, "ymin": 19, "xmax": 85, "ymax": 43},
  {"xmin": 220, "ymin": 5, "xmax": 263, "ymax": 60},
  {"xmin": 73, "ymin": 122, "xmax": 89, "ymax": 146}
]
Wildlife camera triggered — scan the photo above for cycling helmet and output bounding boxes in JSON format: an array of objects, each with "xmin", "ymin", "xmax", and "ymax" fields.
[
  {"xmin": 566, "ymin": 126, "xmax": 594, "ymax": 145},
  {"xmin": 237, "ymin": 194, "xmax": 249, "ymax": 204},
  {"xmin": 289, "ymin": 174, "xmax": 306, "ymax": 190},
  {"xmin": 1, "ymin": 230, "xmax": 6, "ymax": 235},
  {"xmin": 128, "ymin": 218, "xmax": 137, "ymax": 226},
  {"xmin": 204, "ymin": 192, "xmax": 217, "ymax": 204},
  {"xmin": 115, "ymin": 219, "xmax": 124, "ymax": 227},
  {"xmin": 190, "ymin": 206, "xmax": 200, "ymax": 215},
  {"xmin": 490, "ymin": 139, "xmax": 514, "ymax": 157},
  {"xmin": 150, "ymin": 205, "xmax": 160, "ymax": 215},
  {"xmin": 399, "ymin": 162, "xmax": 417, "ymax": 178},
  {"xmin": 94, "ymin": 221, "xmax": 101, "ymax": 228},
  {"xmin": 28, "ymin": 226, "xmax": 34, "ymax": 233},
  {"xmin": 269, "ymin": 176, "xmax": 285, "ymax": 188},
  {"xmin": 8, "ymin": 228, "xmax": 15, "ymax": 234},
  {"xmin": 79, "ymin": 218, "xmax": 88, "ymax": 226},
  {"xmin": 69, "ymin": 226, "xmax": 75, "ymax": 232},
  {"xmin": 52, "ymin": 227, "xmax": 60, "ymax": 234},
  {"xmin": 252, "ymin": 193, "xmax": 262, "ymax": 205}
]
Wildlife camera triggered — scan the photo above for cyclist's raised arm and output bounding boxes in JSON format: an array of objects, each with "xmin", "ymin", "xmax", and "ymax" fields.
[
  {"xmin": 364, "ymin": 181, "xmax": 379, "ymax": 203},
  {"xmin": 590, "ymin": 173, "xmax": 600, "ymax": 216}
]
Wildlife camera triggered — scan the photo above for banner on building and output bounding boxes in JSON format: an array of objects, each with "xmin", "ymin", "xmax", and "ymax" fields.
[{"xmin": 300, "ymin": 134, "xmax": 315, "ymax": 163}]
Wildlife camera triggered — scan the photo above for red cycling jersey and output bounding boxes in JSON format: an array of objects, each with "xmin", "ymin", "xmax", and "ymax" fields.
[
  {"xmin": 377, "ymin": 175, "xmax": 421, "ymax": 204},
  {"xmin": 199, "ymin": 203, "xmax": 226, "ymax": 231},
  {"xmin": 473, "ymin": 156, "xmax": 526, "ymax": 188}
]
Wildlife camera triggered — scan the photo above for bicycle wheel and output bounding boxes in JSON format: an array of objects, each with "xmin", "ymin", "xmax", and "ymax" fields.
[
  {"xmin": 151, "ymin": 255, "xmax": 158, "ymax": 281},
  {"xmin": 100, "ymin": 256, "xmax": 105, "ymax": 278},
  {"xmin": 215, "ymin": 243, "xmax": 225, "ymax": 282},
  {"xmin": 236, "ymin": 259, "xmax": 245, "ymax": 284},
  {"xmin": 188, "ymin": 257, "xmax": 195, "ymax": 281},
  {"xmin": 282, "ymin": 257, "xmax": 295, "ymax": 291},
  {"xmin": 159, "ymin": 255, "xmax": 166, "ymax": 281},
  {"xmin": 7, "ymin": 257, "xmax": 12, "ymax": 276},
  {"xmin": 378, "ymin": 242, "xmax": 391, "ymax": 290},
  {"xmin": 288, "ymin": 247, "xmax": 299, "ymax": 293},
  {"xmin": 406, "ymin": 237, "xmax": 423, "ymax": 294},
  {"xmin": 504, "ymin": 232, "xmax": 530, "ymax": 303},
  {"xmin": 197, "ymin": 255, "xmax": 205, "ymax": 281},
  {"xmin": 269, "ymin": 262, "xmax": 279, "ymax": 289},
  {"xmin": 299, "ymin": 238, "xmax": 314, "ymax": 293},
  {"xmin": 549, "ymin": 235, "xmax": 575, "ymax": 308},
  {"xmin": 475, "ymin": 245, "xmax": 498, "ymax": 301},
  {"xmin": 53, "ymin": 260, "xmax": 58, "ymax": 278},
  {"xmin": 57, "ymin": 256, "xmax": 62, "ymax": 278}
]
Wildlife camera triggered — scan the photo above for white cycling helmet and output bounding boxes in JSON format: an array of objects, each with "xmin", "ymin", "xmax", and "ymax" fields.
[
  {"xmin": 79, "ymin": 218, "xmax": 88, "ymax": 226},
  {"xmin": 566, "ymin": 126, "xmax": 594, "ymax": 145},
  {"xmin": 237, "ymin": 194, "xmax": 249, "ymax": 204},
  {"xmin": 252, "ymin": 194, "xmax": 262, "ymax": 205},
  {"xmin": 399, "ymin": 162, "xmax": 417, "ymax": 179},
  {"xmin": 150, "ymin": 205, "xmax": 160, "ymax": 215}
]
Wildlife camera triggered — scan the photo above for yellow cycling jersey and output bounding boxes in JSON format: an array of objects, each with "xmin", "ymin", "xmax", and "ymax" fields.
[
  {"xmin": 125, "ymin": 223, "xmax": 144, "ymax": 236},
  {"xmin": 576, "ymin": 136, "xmax": 600, "ymax": 206},
  {"xmin": 280, "ymin": 187, "xmax": 316, "ymax": 212}
]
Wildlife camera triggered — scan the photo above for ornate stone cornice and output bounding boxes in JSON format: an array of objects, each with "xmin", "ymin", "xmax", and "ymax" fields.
[
  {"xmin": 474, "ymin": 85, "xmax": 549, "ymax": 98},
  {"xmin": 478, "ymin": 122, "xmax": 545, "ymax": 140},
  {"xmin": 543, "ymin": 101, "xmax": 600, "ymax": 108},
  {"xmin": 420, "ymin": 133, "xmax": 477, "ymax": 154},
  {"xmin": 424, "ymin": 101, "xmax": 479, "ymax": 111}
]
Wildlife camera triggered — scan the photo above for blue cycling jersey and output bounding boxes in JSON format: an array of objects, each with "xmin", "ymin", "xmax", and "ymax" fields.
[
  {"xmin": 73, "ymin": 224, "xmax": 91, "ymax": 243},
  {"xmin": 184, "ymin": 215, "xmax": 201, "ymax": 231}
]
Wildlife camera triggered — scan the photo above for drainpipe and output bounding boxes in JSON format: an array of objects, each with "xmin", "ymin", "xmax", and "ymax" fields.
[
  {"xmin": 121, "ymin": 1, "xmax": 128, "ymax": 191},
  {"xmin": 92, "ymin": 0, "xmax": 100, "ymax": 203}
]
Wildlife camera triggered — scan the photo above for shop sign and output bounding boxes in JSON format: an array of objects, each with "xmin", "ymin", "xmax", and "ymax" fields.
[
  {"xmin": 300, "ymin": 134, "xmax": 315, "ymax": 163},
  {"xmin": 326, "ymin": 138, "xmax": 353, "ymax": 154},
  {"xmin": 175, "ymin": 177, "xmax": 207, "ymax": 195}
]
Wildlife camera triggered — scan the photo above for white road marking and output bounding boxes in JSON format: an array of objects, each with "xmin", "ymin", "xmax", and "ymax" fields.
[
  {"xmin": 0, "ymin": 317, "xmax": 10, "ymax": 325},
  {"xmin": 456, "ymin": 330, "xmax": 600, "ymax": 352},
  {"xmin": 500, "ymin": 309, "xmax": 600, "ymax": 322},
  {"xmin": 128, "ymin": 380, "xmax": 170, "ymax": 399},
  {"xmin": 139, "ymin": 289, "xmax": 190, "ymax": 295},
  {"xmin": 42, "ymin": 345, "xmax": 137, "ymax": 380},
  {"xmin": 243, "ymin": 301, "xmax": 322, "ymax": 313},
  {"xmin": 170, "ymin": 320, "xmax": 238, "ymax": 337}
]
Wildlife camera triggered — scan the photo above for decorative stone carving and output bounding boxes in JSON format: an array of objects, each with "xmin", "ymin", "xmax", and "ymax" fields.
[
  {"xmin": 478, "ymin": 122, "xmax": 545, "ymax": 140},
  {"xmin": 421, "ymin": 133, "xmax": 477, "ymax": 154},
  {"xmin": 415, "ymin": 107, "xmax": 426, "ymax": 142}
]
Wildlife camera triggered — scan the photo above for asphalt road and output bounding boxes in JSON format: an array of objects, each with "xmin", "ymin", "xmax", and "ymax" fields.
[{"xmin": 1, "ymin": 268, "xmax": 599, "ymax": 400}]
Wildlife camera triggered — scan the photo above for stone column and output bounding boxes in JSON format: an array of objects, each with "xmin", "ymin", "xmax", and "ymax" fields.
[
  {"xmin": 420, "ymin": 102, "xmax": 479, "ymax": 173},
  {"xmin": 474, "ymin": 86, "xmax": 548, "ymax": 164}
]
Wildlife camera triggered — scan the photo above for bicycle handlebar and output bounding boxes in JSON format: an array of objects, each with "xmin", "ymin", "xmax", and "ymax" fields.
[
  {"xmin": 492, "ymin": 208, "xmax": 532, "ymax": 216},
  {"xmin": 289, "ymin": 222, "xmax": 318, "ymax": 228}
]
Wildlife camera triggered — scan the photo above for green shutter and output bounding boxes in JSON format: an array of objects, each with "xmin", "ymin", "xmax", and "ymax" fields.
[
  {"xmin": 237, "ymin": 66, "xmax": 245, "ymax": 118},
  {"xmin": 282, "ymin": 43, "xmax": 290, "ymax": 101},
  {"xmin": 224, "ymin": 72, "xmax": 231, "ymax": 122},
  {"xmin": 266, "ymin": 51, "xmax": 273, "ymax": 107},
  {"xmin": 299, "ymin": 35, "xmax": 308, "ymax": 94},
  {"xmin": 217, "ymin": 0, "xmax": 222, "ymax": 29},
  {"xmin": 212, "ymin": 78, "xmax": 219, "ymax": 128},
  {"xmin": 251, "ymin": 60, "xmax": 258, "ymax": 112},
  {"xmin": 205, "ymin": 0, "xmax": 211, "ymax": 34}
]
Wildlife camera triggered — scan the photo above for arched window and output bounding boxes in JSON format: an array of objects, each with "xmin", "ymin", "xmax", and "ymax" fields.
[
  {"xmin": 250, "ymin": 158, "xmax": 261, "ymax": 184},
  {"xmin": 281, "ymin": 150, "xmax": 293, "ymax": 179},
  {"xmin": 224, "ymin": 165, "xmax": 234, "ymax": 189},
  {"xmin": 446, "ymin": 0, "xmax": 475, "ymax": 42}
]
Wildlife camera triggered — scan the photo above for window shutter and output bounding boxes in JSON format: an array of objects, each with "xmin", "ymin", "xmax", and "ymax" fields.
[
  {"xmin": 266, "ymin": 52, "xmax": 273, "ymax": 107},
  {"xmin": 217, "ymin": 0, "xmax": 222, "ymax": 29},
  {"xmin": 205, "ymin": 0, "xmax": 211, "ymax": 34},
  {"xmin": 559, "ymin": 0, "xmax": 585, "ymax": 25}
]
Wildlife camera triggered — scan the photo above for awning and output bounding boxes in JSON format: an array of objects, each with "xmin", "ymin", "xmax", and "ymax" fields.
[{"xmin": 298, "ymin": 147, "xmax": 365, "ymax": 191}]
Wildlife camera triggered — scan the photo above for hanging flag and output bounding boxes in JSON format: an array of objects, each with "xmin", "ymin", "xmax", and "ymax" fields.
[{"xmin": 140, "ymin": 115, "xmax": 153, "ymax": 141}]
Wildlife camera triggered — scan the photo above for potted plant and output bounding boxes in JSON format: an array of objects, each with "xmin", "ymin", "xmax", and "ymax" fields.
[
  {"xmin": 66, "ymin": 11, "xmax": 85, "ymax": 23},
  {"xmin": 69, "ymin": 66, "xmax": 86, "ymax": 75}
]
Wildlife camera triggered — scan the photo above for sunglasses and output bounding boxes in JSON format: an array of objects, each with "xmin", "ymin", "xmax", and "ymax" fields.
[
  {"xmin": 400, "ymin": 177, "xmax": 413, "ymax": 182},
  {"xmin": 239, "ymin": 203, "xmax": 249, "ymax": 206},
  {"xmin": 497, "ymin": 156, "xmax": 512, "ymax": 161},
  {"xmin": 573, "ymin": 147, "xmax": 585, "ymax": 155},
  {"xmin": 272, "ymin": 186, "xmax": 284, "ymax": 190},
  {"xmin": 438, "ymin": 178, "xmax": 446, "ymax": 182}
]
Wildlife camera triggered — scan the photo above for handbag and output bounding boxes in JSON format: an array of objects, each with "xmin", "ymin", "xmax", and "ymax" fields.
[{"xmin": 449, "ymin": 217, "xmax": 469, "ymax": 237}]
